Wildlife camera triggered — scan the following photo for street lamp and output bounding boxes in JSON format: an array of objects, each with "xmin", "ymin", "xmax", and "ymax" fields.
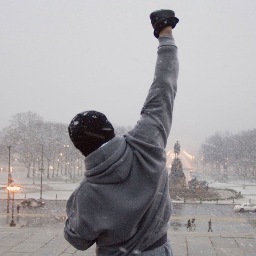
[
  {"xmin": 7, "ymin": 146, "xmax": 13, "ymax": 214},
  {"xmin": 59, "ymin": 153, "xmax": 63, "ymax": 175},
  {"xmin": 223, "ymin": 157, "xmax": 228, "ymax": 181},
  {"xmin": 64, "ymin": 145, "xmax": 69, "ymax": 176},
  {"xmin": 50, "ymin": 166, "xmax": 54, "ymax": 178},
  {"xmin": 57, "ymin": 159, "xmax": 60, "ymax": 177},
  {"xmin": 65, "ymin": 162, "xmax": 69, "ymax": 183},
  {"xmin": 39, "ymin": 144, "xmax": 44, "ymax": 199},
  {"xmin": 6, "ymin": 184, "xmax": 20, "ymax": 227}
]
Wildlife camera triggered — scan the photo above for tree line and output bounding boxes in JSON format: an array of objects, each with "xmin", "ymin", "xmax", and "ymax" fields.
[
  {"xmin": 0, "ymin": 112, "xmax": 130, "ymax": 181},
  {"xmin": 200, "ymin": 129, "xmax": 256, "ymax": 179},
  {"xmin": 3, "ymin": 111, "xmax": 255, "ymax": 182}
]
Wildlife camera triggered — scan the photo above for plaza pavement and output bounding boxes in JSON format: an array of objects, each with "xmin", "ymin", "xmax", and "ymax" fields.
[
  {"xmin": 0, "ymin": 227, "xmax": 255, "ymax": 256},
  {"xmin": 1, "ymin": 171, "xmax": 256, "ymax": 255}
]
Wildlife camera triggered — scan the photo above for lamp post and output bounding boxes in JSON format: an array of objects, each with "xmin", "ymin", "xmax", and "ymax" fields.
[
  {"xmin": 76, "ymin": 158, "xmax": 79, "ymax": 177},
  {"xmin": 64, "ymin": 145, "xmax": 69, "ymax": 176},
  {"xmin": 6, "ymin": 184, "xmax": 20, "ymax": 227},
  {"xmin": 57, "ymin": 159, "xmax": 60, "ymax": 177},
  {"xmin": 223, "ymin": 158, "xmax": 228, "ymax": 181},
  {"xmin": 32, "ymin": 159, "xmax": 36, "ymax": 185},
  {"xmin": 40, "ymin": 144, "xmax": 44, "ymax": 199},
  {"xmin": 50, "ymin": 166, "xmax": 54, "ymax": 178},
  {"xmin": 59, "ymin": 153, "xmax": 63, "ymax": 175},
  {"xmin": 32, "ymin": 166, "xmax": 35, "ymax": 185},
  {"xmin": 65, "ymin": 162, "xmax": 69, "ymax": 183},
  {"xmin": 7, "ymin": 146, "xmax": 13, "ymax": 214}
]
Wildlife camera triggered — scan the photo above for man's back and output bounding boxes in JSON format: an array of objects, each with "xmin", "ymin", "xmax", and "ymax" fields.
[{"xmin": 64, "ymin": 10, "xmax": 179, "ymax": 255}]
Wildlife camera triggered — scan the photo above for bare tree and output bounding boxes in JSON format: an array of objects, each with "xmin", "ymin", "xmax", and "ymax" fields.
[{"xmin": 2, "ymin": 112, "xmax": 44, "ymax": 177}]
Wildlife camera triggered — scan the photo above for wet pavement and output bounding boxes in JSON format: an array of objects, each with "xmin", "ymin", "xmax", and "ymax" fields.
[
  {"xmin": 1, "ymin": 201, "xmax": 256, "ymax": 234},
  {"xmin": 170, "ymin": 203, "xmax": 256, "ymax": 233},
  {"xmin": 0, "ymin": 201, "xmax": 256, "ymax": 255},
  {"xmin": 0, "ymin": 228, "xmax": 255, "ymax": 256},
  {"xmin": 0, "ymin": 200, "xmax": 66, "ymax": 229}
]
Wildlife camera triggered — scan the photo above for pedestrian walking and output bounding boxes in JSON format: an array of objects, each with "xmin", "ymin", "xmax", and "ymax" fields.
[
  {"xmin": 191, "ymin": 218, "xmax": 196, "ymax": 231},
  {"xmin": 64, "ymin": 9, "xmax": 179, "ymax": 256},
  {"xmin": 187, "ymin": 219, "xmax": 192, "ymax": 232},
  {"xmin": 17, "ymin": 204, "xmax": 20, "ymax": 214},
  {"xmin": 208, "ymin": 219, "xmax": 213, "ymax": 232}
]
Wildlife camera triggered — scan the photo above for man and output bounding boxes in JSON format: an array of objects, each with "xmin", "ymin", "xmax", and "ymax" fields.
[
  {"xmin": 187, "ymin": 219, "xmax": 192, "ymax": 232},
  {"xmin": 208, "ymin": 219, "xmax": 213, "ymax": 232},
  {"xmin": 64, "ymin": 9, "xmax": 179, "ymax": 255},
  {"xmin": 191, "ymin": 218, "xmax": 196, "ymax": 231}
]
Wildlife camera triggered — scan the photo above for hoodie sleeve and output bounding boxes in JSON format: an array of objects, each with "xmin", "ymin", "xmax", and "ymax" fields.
[
  {"xmin": 128, "ymin": 36, "xmax": 178, "ymax": 149},
  {"xmin": 64, "ymin": 222, "xmax": 94, "ymax": 251},
  {"xmin": 64, "ymin": 190, "xmax": 96, "ymax": 251}
]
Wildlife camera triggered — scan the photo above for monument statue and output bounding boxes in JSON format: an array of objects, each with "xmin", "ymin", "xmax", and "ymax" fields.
[
  {"xmin": 174, "ymin": 141, "xmax": 180, "ymax": 158},
  {"xmin": 169, "ymin": 141, "xmax": 186, "ymax": 189}
]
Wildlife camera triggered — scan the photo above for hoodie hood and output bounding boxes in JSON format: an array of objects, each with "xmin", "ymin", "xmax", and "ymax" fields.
[{"xmin": 84, "ymin": 136, "xmax": 133, "ymax": 184}]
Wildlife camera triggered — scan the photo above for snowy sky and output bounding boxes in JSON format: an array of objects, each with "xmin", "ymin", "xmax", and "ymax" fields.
[{"xmin": 1, "ymin": 0, "xmax": 256, "ymax": 154}]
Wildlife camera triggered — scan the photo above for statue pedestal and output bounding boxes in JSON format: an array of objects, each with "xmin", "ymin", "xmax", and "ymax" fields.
[{"xmin": 169, "ymin": 158, "xmax": 186, "ymax": 189}]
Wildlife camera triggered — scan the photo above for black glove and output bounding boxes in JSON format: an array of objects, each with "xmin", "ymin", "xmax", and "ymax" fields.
[{"xmin": 150, "ymin": 9, "xmax": 179, "ymax": 38}]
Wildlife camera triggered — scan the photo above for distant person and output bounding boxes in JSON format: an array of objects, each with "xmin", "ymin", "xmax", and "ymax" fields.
[
  {"xmin": 208, "ymin": 219, "xmax": 213, "ymax": 232},
  {"xmin": 187, "ymin": 219, "xmax": 192, "ymax": 232},
  {"xmin": 64, "ymin": 9, "xmax": 179, "ymax": 256},
  {"xmin": 191, "ymin": 218, "xmax": 196, "ymax": 231},
  {"xmin": 17, "ymin": 204, "xmax": 20, "ymax": 214}
]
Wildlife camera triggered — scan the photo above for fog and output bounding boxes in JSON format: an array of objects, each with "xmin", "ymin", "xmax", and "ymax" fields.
[{"xmin": 1, "ymin": 0, "xmax": 256, "ymax": 154}]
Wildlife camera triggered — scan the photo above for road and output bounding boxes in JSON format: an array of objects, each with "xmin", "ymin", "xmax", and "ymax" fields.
[
  {"xmin": 1, "ymin": 200, "xmax": 256, "ymax": 235},
  {"xmin": 170, "ymin": 203, "xmax": 256, "ymax": 233}
]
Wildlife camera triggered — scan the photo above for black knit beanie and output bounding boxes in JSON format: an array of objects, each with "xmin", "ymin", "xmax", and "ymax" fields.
[{"xmin": 68, "ymin": 111, "xmax": 115, "ymax": 157}]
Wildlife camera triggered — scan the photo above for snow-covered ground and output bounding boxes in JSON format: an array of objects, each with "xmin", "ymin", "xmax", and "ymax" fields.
[
  {"xmin": 209, "ymin": 179, "xmax": 256, "ymax": 204},
  {"xmin": 0, "ymin": 164, "xmax": 80, "ymax": 200},
  {"xmin": 1, "ymin": 164, "xmax": 256, "ymax": 204}
]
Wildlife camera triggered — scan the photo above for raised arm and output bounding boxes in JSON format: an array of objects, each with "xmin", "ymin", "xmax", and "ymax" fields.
[{"xmin": 128, "ymin": 24, "xmax": 179, "ymax": 149}]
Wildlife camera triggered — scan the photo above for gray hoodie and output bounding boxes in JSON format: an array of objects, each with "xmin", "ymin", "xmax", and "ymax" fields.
[{"xmin": 64, "ymin": 36, "xmax": 178, "ymax": 255}]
